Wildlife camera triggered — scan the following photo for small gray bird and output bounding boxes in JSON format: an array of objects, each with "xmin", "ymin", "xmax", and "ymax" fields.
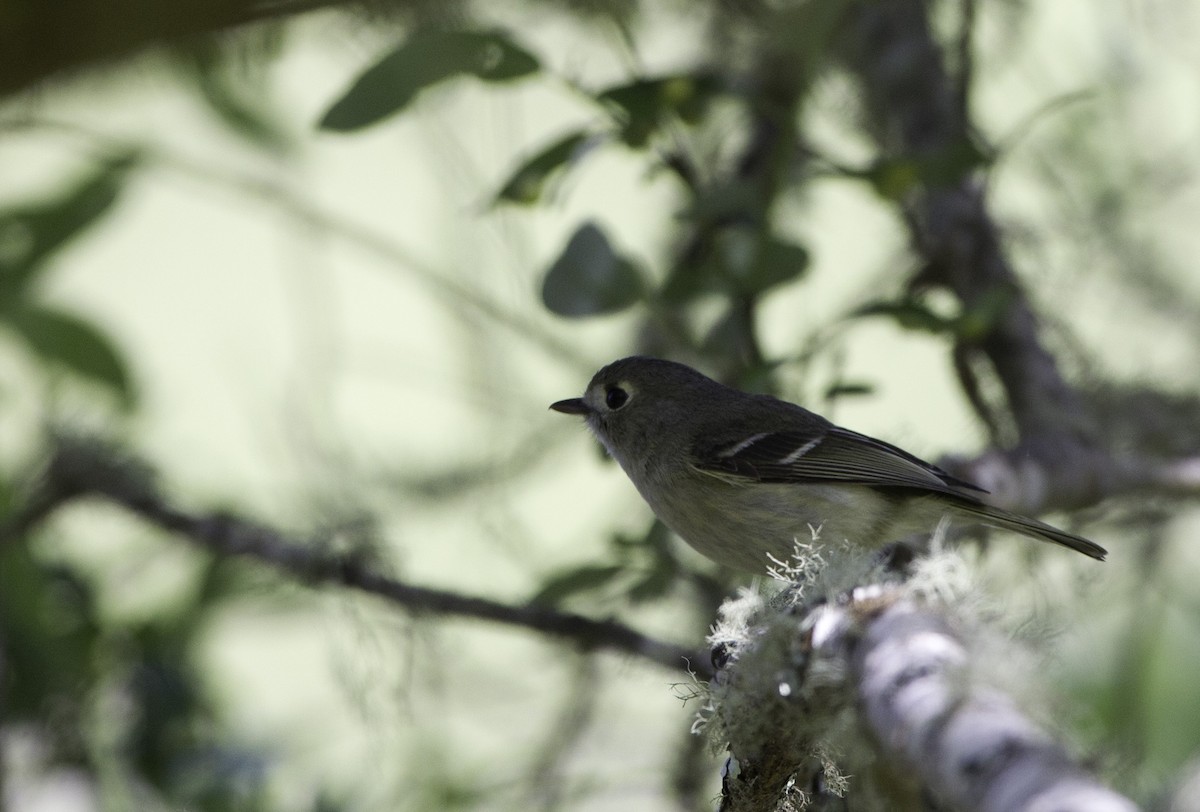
[{"xmin": 551, "ymin": 356, "xmax": 1106, "ymax": 573}]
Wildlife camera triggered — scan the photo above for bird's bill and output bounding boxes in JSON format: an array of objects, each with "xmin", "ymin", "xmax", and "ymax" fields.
[{"xmin": 549, "ymin": 398, "xmax": 590, "ymax": 415}]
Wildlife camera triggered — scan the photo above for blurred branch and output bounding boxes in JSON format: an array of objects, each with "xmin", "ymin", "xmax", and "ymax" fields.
[
  {"xmin": 840, "ymin": 1, "xmax": 1083, "ymax": 441},
  {"xmin": 0, "ymin": 435, "xmax": 710, "ymax": 678},
  {"xmin": 0, "ymin": 0, "xmax": 357, "ymax": 97},
  {"xmin": 834, "ymin": 1, "xmax": 1200, "ymax": 519},
  {"xmin": 952, "ymin": 0, "xmax": 977, "ymax": 120},
  {"xmin": 712, "ymin": 586, "xmax": 1139, "ymax": 812},
  {"xmin": 523, "ymin": 654, "xmax": 600, "ymax": 810},
  {"xmin": 942, "ymin": 446, "xmax": 1200, "ymax": 518},
  {"xmin": 670, "ymin": 721, "xmax": 713, "ymax": 812}
]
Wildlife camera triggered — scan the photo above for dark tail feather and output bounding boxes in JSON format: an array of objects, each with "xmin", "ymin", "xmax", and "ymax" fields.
[{"xmin": 957, "ymin": 503, "xmax": 1107, "ymax": 561}]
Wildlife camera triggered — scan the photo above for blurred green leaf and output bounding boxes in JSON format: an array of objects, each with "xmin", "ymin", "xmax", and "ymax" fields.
[
  {"xmin": 530, "ymin": 564, "xmax": 625, "ymax": 606},
  {"xmin": 853, "ymin": 296, "xmax": 956, "ymax": 334},
  {"xmin": 6, "ymin": 306, "xmax": 135, "ymax": 406},
  {"xmin": 931, "ymin": 138, "xmax": 991, "ymax": 184},
  {"xmin": 493, "ymin": 130, "xmax": 600, "ymax": 206},
  {"xmin": 955, "ymin": 287, "xmax": 1012, "ymax": 340},
  {"xmin": 597, "ymin": 73, "xmax": 720, "ymax": 147},
  {"xmin": 660, "ymin": 249, "xmax": 722, "ymax": 304},
  {"xmin": 683, "ymin": 178, "xmax": 762, "ymax": 225},
  {"xmin": 319, "ymin": 29, "xmax": 540, "ymax": 131},
  {"xmin": 0, "ymin": 545, "xmax": 99, "ymax": 756},
  {"xmin": 178, "ymin": 37, "xmax": 292, "ymax": 151},
  {"xmin": 0, "ymin": 153, "xmax": 139, "ymax": 299},
  {"xmin": 769, "ymin": 0, "xmax": 853, "ymax": 78},
  {"xmin": 854, "ymin": 287, "xmax": 1011, "ymax": 340},
  {"xmin": 127, "ymin": 645, "xmax": 202, "ymax": 785},
  {"xmin": 699, "ymin": 307, "xmax": 753, "ymax": 364},
  {"xmin": 626, "ymin": 565, "xmax": 675, "ymax": 604},
  {"xmin": 610, "ymin": 519, "xmax": 672, "ymax": 553},
  {"xmin": 609, "ymin": 521, "xmax": 680, "ymax": 604},
  {"xmin": 733, "ymin": 234, "xmax": 810, "ymax": 296},
  {"xmin": 541, "ymin": 222, "xmax": 643, "ymax": 317},
  {"xmin": 867, "ymin": 139, "xmax": 989, "ymax": 200},
  {"xmin": 866, "ymin": 158, "xmax": 921, "ymax": 201},
  {"xmin": 662, "ymin": 228, "xmax": 809, "ymax": 303}
]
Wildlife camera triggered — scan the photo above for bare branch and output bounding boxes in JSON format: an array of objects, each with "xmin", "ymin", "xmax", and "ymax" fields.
[
  {"xmin": 710, "ymin": 586, "xmax": 1139, "ymax": 811},
  {"xmin": 941, "ymin": 447, "xmax": 1200, "ymax": 517},
  {"xmin": 838, "ymin": 1, "xmax": 1086, "ymax": 443},
  {"xmin": 953, "ymin": 0, "xmax": 978, "ymax": 121},
  {"xmin": 0, "ymin": 436, "xmax": 708, "ymax": 678},
  {"xmin": 831, "ymin": 1, "xmax": 1200, "ymax": 523}
]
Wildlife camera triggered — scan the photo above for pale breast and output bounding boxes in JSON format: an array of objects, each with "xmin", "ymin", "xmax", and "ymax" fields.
[{"xmin": 643, "ymin": 473, "xmax": 922, "ymax": 572}]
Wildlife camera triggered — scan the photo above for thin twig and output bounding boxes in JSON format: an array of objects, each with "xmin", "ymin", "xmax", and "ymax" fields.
[{"xmin": 0, "ymin": 437, "xmax": 709, "ymax": 678}]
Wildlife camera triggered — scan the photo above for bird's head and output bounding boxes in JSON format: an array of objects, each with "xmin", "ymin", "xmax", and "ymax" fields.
[{"xmin": 550, "ymin": 356, "xmax": 718, "ymax": 475}]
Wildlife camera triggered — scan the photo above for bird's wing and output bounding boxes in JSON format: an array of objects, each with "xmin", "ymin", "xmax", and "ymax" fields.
[{"xmin": 693, "ymin": 426, "xmax": 986, "ymax": 498}]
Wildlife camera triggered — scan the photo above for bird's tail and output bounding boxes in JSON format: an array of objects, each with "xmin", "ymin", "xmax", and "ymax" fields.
[{"xmin": 956, "ymin": 503, "xmax": 1107, "ymax": 561}]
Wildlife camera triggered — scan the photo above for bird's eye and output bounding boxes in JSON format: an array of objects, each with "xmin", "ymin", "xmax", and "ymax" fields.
[{"xmin": 605, "ymin": 386, "xmax": 629, "ymax": 410}]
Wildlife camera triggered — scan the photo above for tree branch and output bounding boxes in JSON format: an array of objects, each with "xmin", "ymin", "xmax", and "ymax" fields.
[
  {"xmin": 833, "ymin": 1, "xmax": 1200, "ymax": 520},
  {"xmin": 852, "ymin": 596, "xmax": 1136, "ymax": 812},
  {"xmin": 0, "ymin": 0, "xmax": 358, "ymax": 98},
  {"xmin": 839, "ymin": 1, "xmax": 1085, "ymax": 441},
  {"xmin": 710, "ymin": 585, "xmax": 1139, "ymax": 811},
  {"xmin": 0, "ymin": 436, "xmax": 709, "ymax": 678}
]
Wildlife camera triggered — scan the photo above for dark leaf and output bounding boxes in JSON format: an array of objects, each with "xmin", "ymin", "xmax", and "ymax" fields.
[
  {"xmin": 541, "ymin": 222, "xmax": 643, "ymax": 317},
  {"xmin": 597, "ymin": 73, "xmax": 720, "ymax": 147},
  {"xmin": 493, "ymin": 130, "xmax": 600, "ymax": 206},
  {"xmin": 609, "ymin": 520, "xmax": 671, "ymax": 552},
  {"xmin": 626, "ymin": 565, "xmax": 675, "ymax": 604},
  {"xmin": 700, "ymin": 306, "xmax": 750, "ymax": 357},
  {"xmin": 683, "ymin": 178, "xmax": 762, "ymax": 225},
  {"xmin": 855, "ymin": 289, "xmax": 1010, "ymax": 340},
  {"xmin": 955, "ymin": 287, "xmax": 1012, "ymax": 340},
  {"xmin": 922, "ymin": 137, "xmax": 991, "ymax": 186},
  {"xmin": 179, "ymin": 39, "xmax": 291, "ymax": 150},
  {"xmin": 660, "ymin": 247, "xmax": 723, "ymax": 304},
  {"xmin": 611, "ymin": 521, "xmax": 679, "ymax": 603},
  {"xmin": 0, "ymin": 546, "xmax": 99, "ymax": 741},
  {"xmin": 732, "ymin": 234, "xmax": 810, "ymax": 296},
  {"xmin": 662, "ymin": 229, "xmax": 809, "ymax": 302},
  {"xmin": 867, "ymin": 139, "xmax": 989, "ymax": 200},
  {"xmin": 529, "ymin": 564, "xmax": 625, "ymax": 606},
  {"xmin": 853, "ymin": 297, "xmax": 956, "ymax": 334},
  {"xmin": 6, "ymin": 306, "xmax": 135, "ymax": 406},
  {"xmin": 319, "ymin": 29, "xmax": 540, "ymax": 131},
  {"xmin": 0, "ymin": 153, "xmax": 139, "ymax": 298},
  {"xmin": 866, "ymin": 158, "xmax": 922, "ymax": 201}
]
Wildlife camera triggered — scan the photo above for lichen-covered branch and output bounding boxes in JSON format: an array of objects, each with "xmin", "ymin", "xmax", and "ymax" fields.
[
  {"xmin": 0, "ymin": 435, "xmax": 708, "ymax": 677},
  {"xmin": 708, "ymin": 585, "xmax": 1139, "ymax": 812},
  {"xmin": 853, "ymin": 596, "xmax": 1136, "ymax": 812}
]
